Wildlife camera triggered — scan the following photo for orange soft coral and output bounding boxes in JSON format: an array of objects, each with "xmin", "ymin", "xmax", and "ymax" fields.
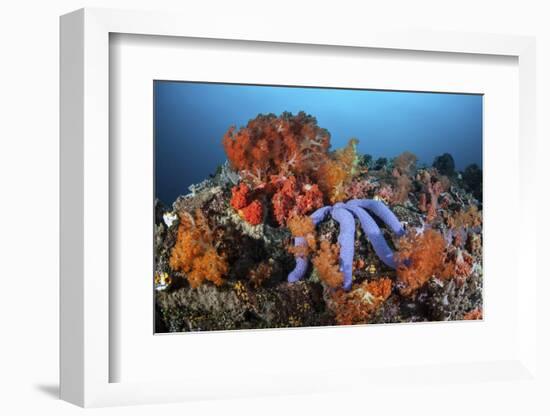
[
  {"xmin": 328, "ymin": 278, "xmax": 393, "ymax": 325},
  {"xmin": 287, "ymin": 214, "xmax": 315, "ymax": 237},
  {"xmin": 287, "ymin": 215, "xmax": 317, "ymax": 257},
  {"xmin": 395, "ymin": 229, "xmax": 447, "ymax": 296},
  {"xmin": 317, "ymin": 138, "xmax": 360, "ymax": 203},
  {"xmin": 463, "ymin": 308, "xmax": 483, "ymax": 320},
  {"xmin": 169, "ymin": 210, "xmax": 228, "ymax": 288},
  {"xmin": 312, "ymin": 240, "xmax": 344, "ymax": 289},
  {"xmin": 445, "ymin": 205, "xmax": 482, "ymax": 230},
  {"xmin": 222, "ymin": 112, "xmax": 330, "ymax": 184}
]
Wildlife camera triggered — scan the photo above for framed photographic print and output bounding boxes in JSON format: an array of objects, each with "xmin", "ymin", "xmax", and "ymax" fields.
[{"xmin": 60, "ymin": 7, "xmax": 539, "ymax": 408}]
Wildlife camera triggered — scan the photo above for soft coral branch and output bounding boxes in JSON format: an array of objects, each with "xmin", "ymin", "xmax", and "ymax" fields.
[
  {"xmin": 222, "ymin": 112, "xmax": 330, "ymax": 182},
  {"xmin": 169, "ymin": 210, "xmax": 228, "ymax": 288}
]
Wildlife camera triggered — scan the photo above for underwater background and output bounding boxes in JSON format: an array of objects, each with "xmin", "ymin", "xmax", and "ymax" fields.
[{"xmin": 154, "ymin": 81, "xmax": 483, "ymax": 205}]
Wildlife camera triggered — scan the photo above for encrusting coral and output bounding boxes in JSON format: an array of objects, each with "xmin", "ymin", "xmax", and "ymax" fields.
[
  {"xmin": 169, "ymin": 209, "xmax": 228, "ymax": 288},
  {"xmin": 288, "ymin": 199, "xmax": 405, "ymax": 290}
]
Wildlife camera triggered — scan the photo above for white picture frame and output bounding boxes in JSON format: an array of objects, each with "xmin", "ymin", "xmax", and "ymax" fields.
[{"xmin": 60, "ymin": 7, "xmax": 538, "ymax": 408}]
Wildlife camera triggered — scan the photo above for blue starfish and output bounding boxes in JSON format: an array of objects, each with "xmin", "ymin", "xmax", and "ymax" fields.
[{"xmin": 288, "ymin": 199, "xmax": 405, "ymax": 291}]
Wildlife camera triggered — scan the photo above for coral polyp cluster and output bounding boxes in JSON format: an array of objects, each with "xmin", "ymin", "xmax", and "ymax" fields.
[{"xmin": 154, "ymin": 111, "xmax": 483, "ymax": 332}]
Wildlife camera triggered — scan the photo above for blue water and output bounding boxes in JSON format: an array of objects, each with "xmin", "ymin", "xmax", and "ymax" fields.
[{"xmin": 155, "ymin": 81, "xmax": 482, "ymax": 205}]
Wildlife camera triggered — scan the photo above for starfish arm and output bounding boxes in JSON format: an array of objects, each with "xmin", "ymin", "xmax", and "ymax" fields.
[
  {"xmin": 287, "ymin": 206, "xmax": 332, "ymax": 283},
  {"xmin": 345, "ymin": 199, "xmax": 405, "ymax": 236},
  {"xmin": 310, "ymin": 205, "xmax": 332, "ymax": 226},
  {"xmin": 346, "ymin": 205, "xmax": 397, "ymax": 269},
  {"xmin": 287, "ymin": 236, "xmax": 308, "ymax": 282},
  {"xmin": 288, "ymin": 254, "xmax": 309, "ymax": 282},
  {"xmin": 331, "ymin": 204, "xmax": 356, "ymax": 291}
]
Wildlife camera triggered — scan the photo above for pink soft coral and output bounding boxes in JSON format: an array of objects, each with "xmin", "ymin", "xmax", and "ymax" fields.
[{"xmin": 417, "ymin": 169, "xmax": 449, "ymax": 222}]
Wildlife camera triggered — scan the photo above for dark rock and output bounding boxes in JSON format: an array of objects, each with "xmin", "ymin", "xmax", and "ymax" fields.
[
  {"xmin": 156, "ymin": 280, "xmax": 332, "ymax": 331},
  {"xmin": 462, "ymin": 163, "xmax": 483, "ymax": 201},
  {"xmin": 373, "ymin": 157, "xmax": 388, "ymax": 170},
  {"xmin": 433, "ymin": 153, "xmax": 456, "ymax": 177}
]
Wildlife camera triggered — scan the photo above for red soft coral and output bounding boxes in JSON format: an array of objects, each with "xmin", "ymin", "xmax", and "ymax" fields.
[
  {"xmin": 222, "ymin": 112, "xmax": 330, "ymax": 184},
  {"xmin": 230, "ymin": 183, "xmax": 264, "ymax": 225},
  {"xmin": 230, "ymin": 182, "xmax": 250, "ymax": 210},
  {"xmin": 239, "ymin": 199, "xmax": 264, "ymax": 225},
  {"xmin": 271, "ymin": 175, "xmax": 323, "ymax": 226}
]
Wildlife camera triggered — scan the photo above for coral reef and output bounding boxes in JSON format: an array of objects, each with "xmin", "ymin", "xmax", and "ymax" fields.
[{"xmin": 154, "ymin": 111, "xmax": 483, "ymax": 332}]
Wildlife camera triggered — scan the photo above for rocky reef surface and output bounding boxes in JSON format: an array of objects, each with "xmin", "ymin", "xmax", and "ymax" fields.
[{"xmin": 154, "ymin": 112, "xmax": 483, "ymax": 332}]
